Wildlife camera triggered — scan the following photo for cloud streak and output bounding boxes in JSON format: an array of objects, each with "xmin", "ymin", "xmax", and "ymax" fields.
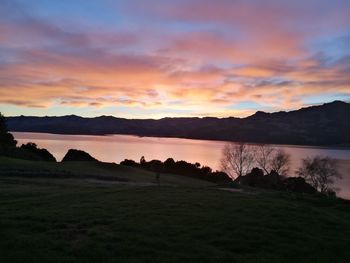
[{"xmin": 0, "ymin": 0, "xmax": 349, "ymax": 118}]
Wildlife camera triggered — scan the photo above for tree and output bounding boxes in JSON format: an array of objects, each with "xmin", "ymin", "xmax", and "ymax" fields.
[
  {"xmin": 20, "ymin": 142, "xmax": 38, "ymax": 151},
  {"xmin": 140, "ymin": 156, "xmax": 146, "ymax": 165},
  {"xmin": 0, "ymin": 113, "xmax": 6, "ymax": 132},
  {"xmin": 255, "ymin": 144, "xmax": 275, "ymax": 174},
  {"xmin": 270, "ymin": 149, "xmax": 291, "ymax": 176},
  {"xmin": 20, "ymin": 142, "xmax": 56, "ymax": 162},
  {"xmin": 164, "ymin": 158, "xmax": 175, "ymax": 170},
  {"xmin": 296, "ymin": 156, "xmax": 341, "ymax": 193},
  {"xmin": 254, "ymin": 145, "xmax": 290, "ymax": 176},
  {"xmin": 0, "ymin": 112, "xmax": 17, "ymax": 153},
  {"xmin": 220, "ymin": 142, "xmax": 255, "ymax": 179}
]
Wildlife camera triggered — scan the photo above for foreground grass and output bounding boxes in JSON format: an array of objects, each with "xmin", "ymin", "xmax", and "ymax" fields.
[
  {"xmin": 0, "ymin": 156, "xmax": 212, "ymax": 187},
  {"xmin": 1, "ymin": 157, "xmax": 350, "ymax": 262}
]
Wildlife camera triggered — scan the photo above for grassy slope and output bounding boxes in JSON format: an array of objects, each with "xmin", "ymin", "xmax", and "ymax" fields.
[
  {"xmin": 0, "ymin": 156, "xmax": 212, "ymax": 187},
  {"xmin": 1, "ymin": 157, "xmax": 350, "ymax": 263}
]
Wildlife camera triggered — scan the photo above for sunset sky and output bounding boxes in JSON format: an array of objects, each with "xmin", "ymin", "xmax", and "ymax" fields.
[{"xmin": 0, "ymin": 0, "xmax": 349, "ymax": 118}]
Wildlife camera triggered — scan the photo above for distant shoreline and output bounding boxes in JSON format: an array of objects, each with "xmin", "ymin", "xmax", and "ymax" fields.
[
  {"xmin": 11, "ymin": 131, "xmax": 350, "ymax": 150},
  {"xmin": 7, "ymin": 101, "xmax": 350, "ymax": 148}
]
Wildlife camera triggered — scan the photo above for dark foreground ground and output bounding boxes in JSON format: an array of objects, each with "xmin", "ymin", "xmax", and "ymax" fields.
[{"xmin": 1, "ymin": 157, "xmax": 350, "ymax": 263}]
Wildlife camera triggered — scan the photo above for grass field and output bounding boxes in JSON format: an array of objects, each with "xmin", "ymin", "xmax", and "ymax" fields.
[
  {"xmin": 1, "ymin": 156, "xmax": 350, "ymax": 263},
  {"xmin": 0, "ymin": 156, "xmax": 212, "ymax": 187}
]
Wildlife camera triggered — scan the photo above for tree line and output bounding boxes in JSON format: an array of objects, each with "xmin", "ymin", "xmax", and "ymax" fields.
[
  {"xmin": 221, "ymin": 143, "xmax": 342, "ymax": 195},
  {"xmin": 1, "ymin": 113, "xmax": 57, "ymax": 161},
  {"xmin": 1, "ymin": 112, "xmax": 343, "ymax": 195},
  {"xmin": 120, "ymin": 157, "xmax": 232, "ymax": 183}
]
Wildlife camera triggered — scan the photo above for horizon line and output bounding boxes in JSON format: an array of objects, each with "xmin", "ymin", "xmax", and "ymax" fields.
[{"xmin": 4, "ymin": 100, "xmax": 348, "ymax": 120}]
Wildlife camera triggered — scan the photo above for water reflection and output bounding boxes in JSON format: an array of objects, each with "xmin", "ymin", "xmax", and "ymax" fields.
[{"xmin": 13, "ymin": 132, "xmax": 350, "ymax": 199}]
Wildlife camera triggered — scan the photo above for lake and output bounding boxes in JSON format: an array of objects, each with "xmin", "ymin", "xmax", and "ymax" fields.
[{"xmin": 13, "ymin": 132, "xmax": 350, "ymax": 199}]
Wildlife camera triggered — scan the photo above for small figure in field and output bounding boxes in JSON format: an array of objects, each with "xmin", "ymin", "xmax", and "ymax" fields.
[{"xmin": 155, "ymin": 172, "xmax": 160, "ymax": 186}]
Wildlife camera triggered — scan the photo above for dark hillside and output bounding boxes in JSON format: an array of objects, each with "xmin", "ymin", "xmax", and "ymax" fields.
[{"xmin": 7, "ymin": 101, "xmax": 350, "ymax": 146}]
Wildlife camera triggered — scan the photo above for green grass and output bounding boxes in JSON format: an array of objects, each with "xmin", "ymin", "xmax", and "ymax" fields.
[
  {"xmin": 1, "ymin": 157, "xmax": 350, "ymax": 262},
  {"xmin": 0, "ymin": 156, "xmax": 213, "ymax": 187}
]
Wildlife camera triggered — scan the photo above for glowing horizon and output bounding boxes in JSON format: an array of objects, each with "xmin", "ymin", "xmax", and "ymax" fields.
[{"xmin": 1, "ymin": 0, "xmax": 350, "ymax": 118}]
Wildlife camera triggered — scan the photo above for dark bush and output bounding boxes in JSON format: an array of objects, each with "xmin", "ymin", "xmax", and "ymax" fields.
[
  {"xmin": 164, "ymin": 158, "xmax": 176, "ymax": 169},
  {"xmin": 120, "ymin": 157, "xmax": 231, "ymax": 183},
  {"xmin": 283, "ymin": 177, "xmax": 317, "ymax": 194},
  {"xmin": 236, "ymin": 168, "xmax": 265, "ymax": 187},
  {"xmin": 20, "ymin": 142, "xmax": 56, "ymax": 162},
  {"xmin": 62, "ymin": 149, "xmax": 98, "ymax": 162},
  {"xmin": 0, "ymin": 113, "xmax": 17, "ymax": 154},
  {"xmin": 120, "ymin": 159, "xmax": 139, "ymax": 167},
  {"xmin": 236, "ymin": 167, "xmax": 317, "ymax": 194}
]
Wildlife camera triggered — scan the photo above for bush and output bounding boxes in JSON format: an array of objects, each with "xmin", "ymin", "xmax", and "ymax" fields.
[
  {"xmin": 20, "ymin": 143, "xmax": 56, "ymax": 162},
  {"xmin": 62, "ymin": 149, "xmax": 98, "ymax": 162},
  {"xmin": 120, "ymin": 157, "xmax": 231, "ymax": 183},
  {"xmin": 120, "ymin": 159, "xmax": 139, "ymax": 167},
  {"xmin": 236, "ymin": 168, "xmax": 317, "ymax": 194}
]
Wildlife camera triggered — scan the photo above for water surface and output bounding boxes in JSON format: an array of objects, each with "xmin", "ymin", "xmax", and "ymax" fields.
[{"xmin": 13, "ymin": 132, "xmax": 350, "ymax": 199}]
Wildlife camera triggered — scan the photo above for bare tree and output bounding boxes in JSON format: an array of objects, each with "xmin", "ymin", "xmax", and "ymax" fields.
[
  {"xmin": 255, "ymin": 144, "xmax": 275, "ymax": 174},
  {"xmin": 220, "ymin": 142, "xmax": 255, "ymax": 179},
  {"xmin": 271, "ymin": 149, "xmax": 291, "ymax": 176},
  {"xmin": 255, "ymin": 145, "xmax": 290, "ymax": 176},
  {"xmin": 296, "ymin": 156, "xmax": 341, "ymax": 193}
]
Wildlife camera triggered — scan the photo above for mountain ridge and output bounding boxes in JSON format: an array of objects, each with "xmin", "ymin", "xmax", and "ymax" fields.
[
  {"xmin": 9, "ymin": 100, "xmax": 347, "ymax": 120},
  {"xmin": 6, "ymin": 101, "xmax": 350, "ymax": 146}
]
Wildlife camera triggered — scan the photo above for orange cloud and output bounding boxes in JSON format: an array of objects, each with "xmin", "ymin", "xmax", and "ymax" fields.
[{"xmin": 1, "ymin": 0, "xmax": 350, "ymax": 117}]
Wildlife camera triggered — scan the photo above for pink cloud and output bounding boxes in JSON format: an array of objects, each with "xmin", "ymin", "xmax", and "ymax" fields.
[{"xmin": 1, "ymin": 0, "xmax": 349, "ymax": 117}]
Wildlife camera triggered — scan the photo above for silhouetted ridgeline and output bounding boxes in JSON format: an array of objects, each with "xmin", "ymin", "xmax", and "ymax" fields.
[{"xmin": 7, "ymin": 101, "xmax": 350, "ymax": 146}]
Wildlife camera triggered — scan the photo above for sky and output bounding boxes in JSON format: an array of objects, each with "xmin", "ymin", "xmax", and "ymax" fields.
[{"xmin": 0, "ymin": 0, "xmax": 349, "ymax": 118}]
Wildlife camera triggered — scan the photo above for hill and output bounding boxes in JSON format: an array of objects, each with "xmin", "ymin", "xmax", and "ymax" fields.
[
  {"xmin": 0, "ymin": 156, "xmax": 350, "ymax": 262},
  {"xmin": 6, "ymin": 101, "xmax": 350, "ymax": 146},
  {"xmin": 0, "ymin": 156, "xmax": 213, "ymax": 187}
]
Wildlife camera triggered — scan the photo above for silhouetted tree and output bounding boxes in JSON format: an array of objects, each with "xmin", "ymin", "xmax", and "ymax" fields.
[
  {"xmin": 296, "ymin": 156, "xmax": 341, "ymax": 193},
  {"xmin": 0, "ymin": 113, "xmax": 5, "ymax": 132},
  {"xmin": 255, "ymin": 145, "xmax": 290, "ymax": 176},
  {"xmin": 236, "ymin": 167, "xmax": 265, "ymax": 187},
  {"xmin": 120, "ymin": 157, "xmax": 231, "ymax": 183},
  {"xmin": 20, "ymin": 142, "xmax": 38, "ymax": 151},
  {"xmin": 271, "ymin": 149, "xmax": 291, "ymax": 176},
  {"xmin": 148, "ymin": 159, "xmax": 163, "ymax": 172},
  {"xmin": 164, "ymin": 158, "xmax": 175, "ymax": 169},
  {"xmin": 120, "ymin": 159, "xmax": 139, "ymax": 167},
  {"xmin": 20, "ymin": 142, "xmax": 56, "ymax": 162},
  {"xmin": 255, "ymin": 144, "xmax": 275, "ymax": 174},
  {"xmin": 0, "ymin": 112, "xmax": 17, "ymax": 153},
  {"xmin": 201, "ymin": 166, "xmax": 212, "ymax": 174},
  {"xmin": 220, "ymin": 142, "xmax": 255, "ymax": 179}
]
